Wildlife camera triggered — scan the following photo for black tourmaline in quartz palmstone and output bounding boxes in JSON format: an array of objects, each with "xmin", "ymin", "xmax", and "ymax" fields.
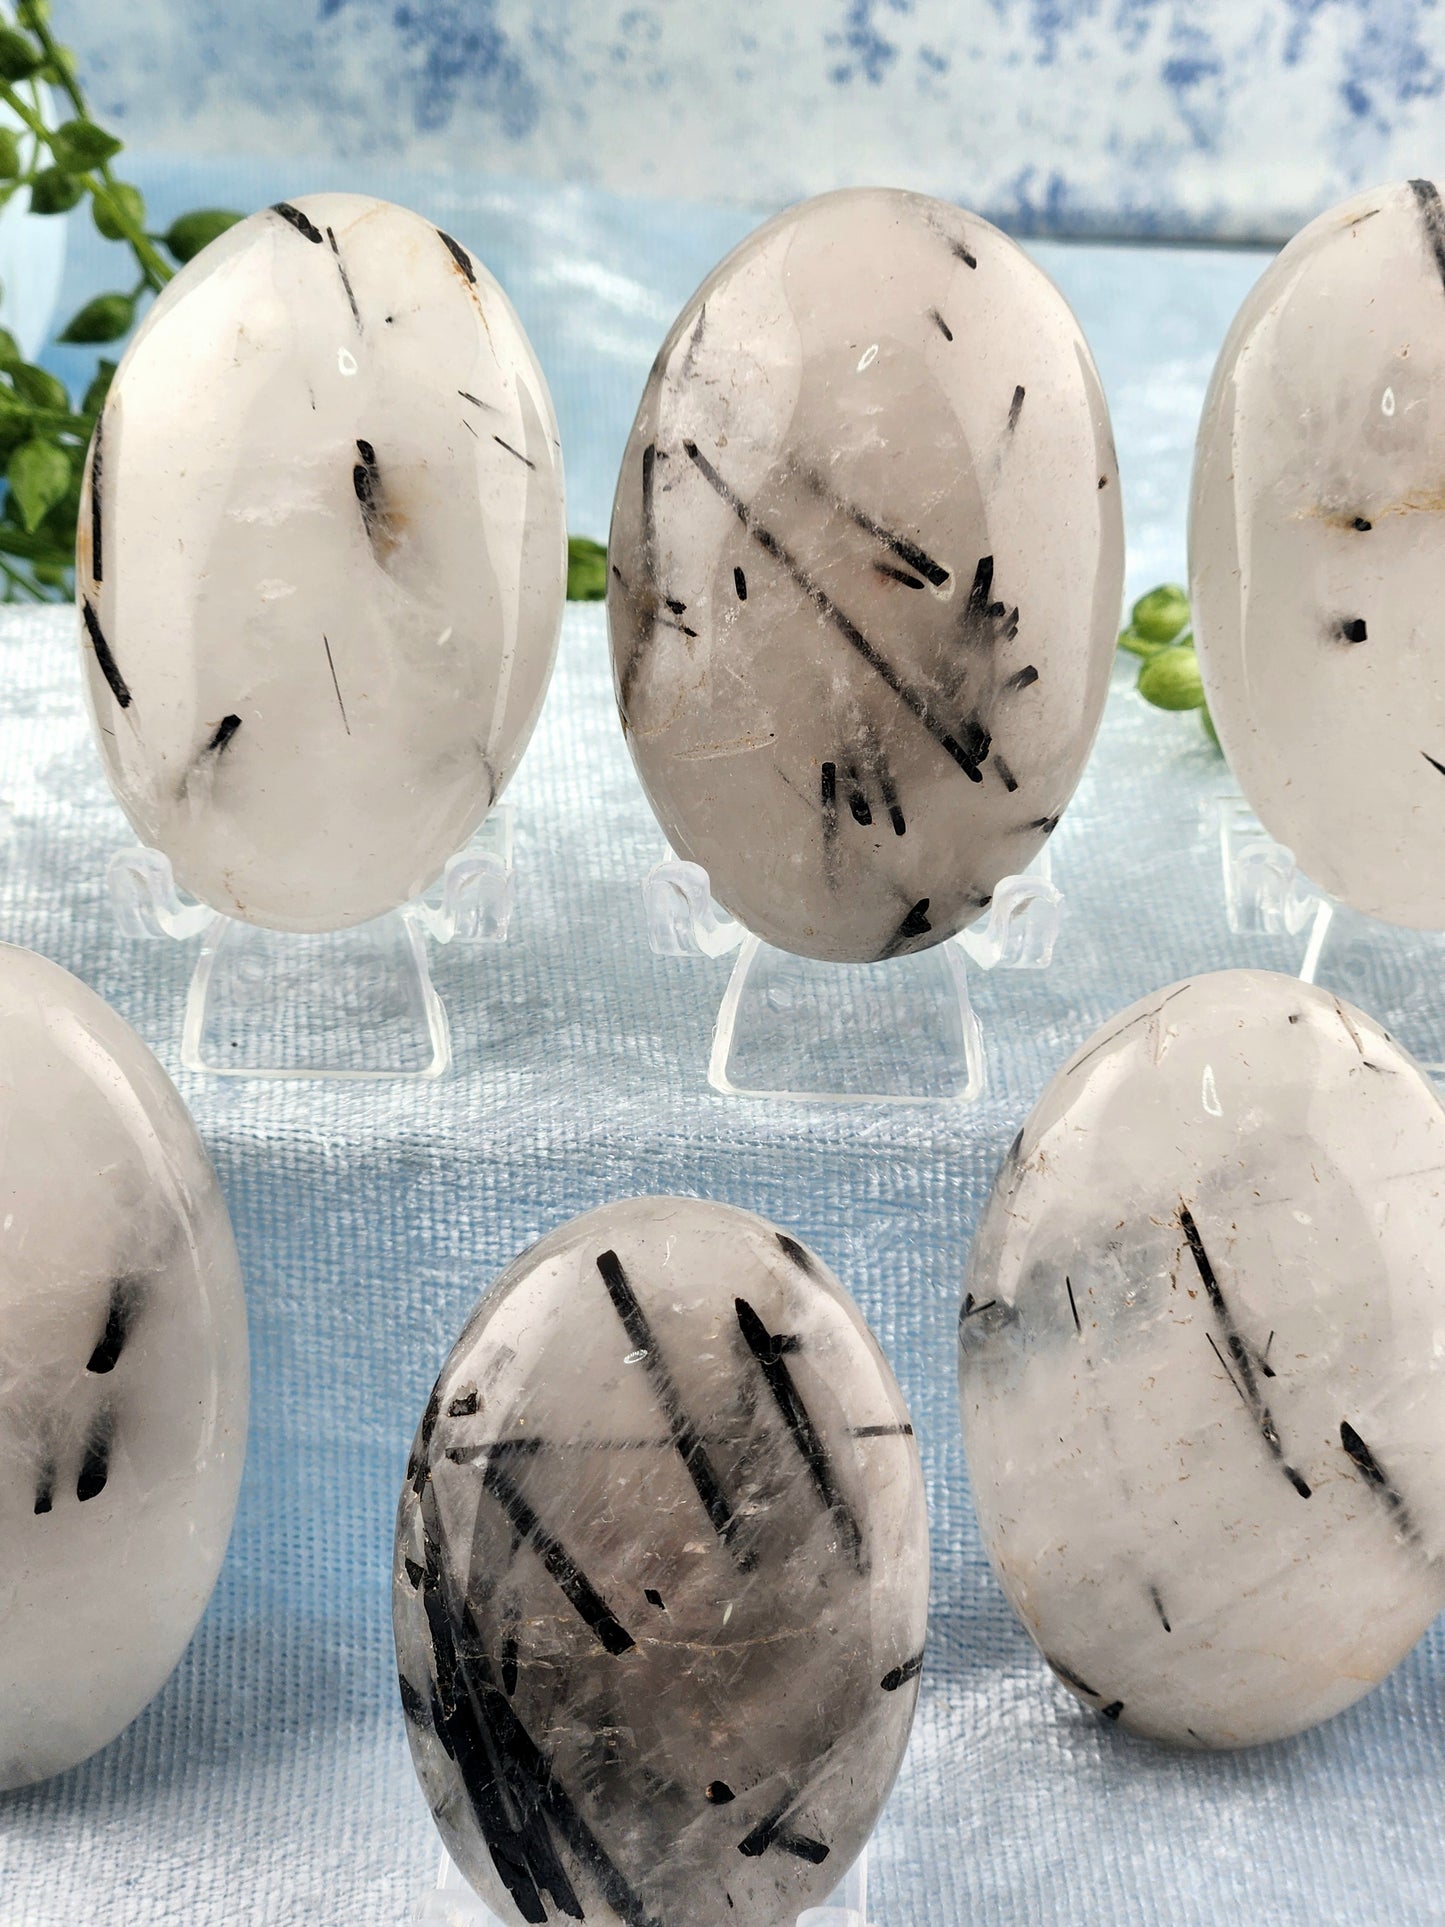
[
  {"xmin": 607, "ymin": 186, "xmax": 1123, "ymax": 963},
  {"xmin": 394, "ymin": 1195, "xmax": 928, "ymax": 1927}
]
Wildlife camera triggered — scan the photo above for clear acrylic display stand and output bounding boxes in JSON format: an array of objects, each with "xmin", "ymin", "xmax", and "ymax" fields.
[
  {"xmin": 1216, "ymin": 794, "xmax": 1445, "ymax": 1075},
  {"xmin": 107, "ymin": 808, "xmax": 516, "ymax": 1080},
  {"xmin": 644, "ymin": 851, "xmax": 1062, "ymax": 1103},
  {"xmin": 411, "ymin": 1843, "xmax": 873, "ymax": 1926}
]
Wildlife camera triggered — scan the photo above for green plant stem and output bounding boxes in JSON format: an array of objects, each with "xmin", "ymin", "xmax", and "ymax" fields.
[
  {"xmin": 0, "ymin": 523, "xmax": 74, "ymax": 560},
  {"xmin": 0, "ymin": 79, "xmax": 170, "ymax": 291},
  {"xmin": 19, "ymin": 8, "xmax": 142, "ymax": 234},
  {"xmin": 0, "ymin": 552, "xmax": 40, "ymax": 595}
]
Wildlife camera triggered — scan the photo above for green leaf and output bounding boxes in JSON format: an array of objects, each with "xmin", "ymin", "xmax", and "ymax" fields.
[
  {"xmin": 32, "ymin": 560, "xmax": 69, "ymax": 590},
  {"xmin": 81, "ymin": 358, "xmax": 116, "ymax": 416},
  {"xmin": 1137, "ymin": 643, "xmax": 1206, "ymax": 712},
  {"xmin": 92, "ymin": 181, "xmax": 145, "ymax": 241},
  {"xmin": 162, "ymin": 206, "xmax": 244, "ymax": 265},
  {"xmin": 1130, "ymin": 583, "xmax": 1191, "ymax": 646},
  {"xmin": 49, "ymin": 118, "xmax": 123, "ymax": 173},
  {"xmin": 0, "ymin": 329, "xmax": 23, "ymax": 373},
  {"xmin": 10, "ymin": 362, "xmax": 67, "ymax": 411},
  {"xmin": 0, "ymin": 410, "xmax": 32, "ymax": 460},
  {"xmin": 15, "ymin": 1, "xmax": 50, "ymax": 30},
  {"xmin": 29, "ymin": 167, "xmax": 82, "ymax": 215},
  {"xmin": 1201, "ymin": 704, "xmax": 1221, "ymax": 752},
  {"xmin": 58, "ymin": 291, "xmax": 134, "ymax": 344},
  {"xmin": 7, "ymin": 438, "xmax": 70, "ymax": 532},
  {"xmin": 0, "ymin": 128, "xmax": 22, "ymax": 183},
  {"xmin": 567, "ymin": 534, "xmax": 607, "ymax": 601},
  {"xmin": 0, "ymin": 26, "xmax": 42, "ymax": 81}
]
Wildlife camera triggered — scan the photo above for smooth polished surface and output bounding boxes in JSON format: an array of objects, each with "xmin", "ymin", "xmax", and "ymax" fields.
[
  {"xmin": 609, "ymin": 187, "xmax": 1123, "ymax": 962},
  {"xmin": 1192, "ymin": 178, "xmax": 1445, "ymax": 930},
  {"xmin": 77, "ymin": 190, "xmax": 565, "ymax": 932},
  {"xmin": 18, "ymin": 162, "xmax": 1445, "ymax": 1927},
  {"xmin": 960, "ymin": 969, "xmax": 1445, "ymax": 1748},
  {"xmin": 394, "ymin": 1197, "xmax": 928, "ymax": 1927},
  {"xmin": 0, "ymin": 941, "xmax": 247, "ymax": 1789}
]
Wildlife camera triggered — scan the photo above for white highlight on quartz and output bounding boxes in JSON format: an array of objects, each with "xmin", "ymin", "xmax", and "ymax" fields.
[
  {"xmin": 959, "ymin": 968, "xmax": 1445, "ymax": 1748},
  {"xmin": 1191, "ymin": 177, "xmax": 1445, "ymax": 929},
  {"xmin": 77, "ymin": 191, "xmax": 566, "ymax": 933},
  {"xmin": 0, "ymin": 942, "xmax": 248, "ymax": 1788},
  {"xmin": 608, "ymin": 187, "xmax": 1123, "ymax": 964}
]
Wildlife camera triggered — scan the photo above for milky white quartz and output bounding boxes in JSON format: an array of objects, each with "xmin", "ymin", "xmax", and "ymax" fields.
[
  {"xmin": 1192, "ymin": 179, "xmax": 1445, "ymax": 929},
  {"xmin": 77, "ymin": 192, "xmax": 565, "ymax": 932},
  {"xmin": 608, "ymin": 187, "xmax": 1123, "ymax": 963},
  {"xmin": 394, "ymin": 1196, "xmax": 928, "ymax": 1927},
  {"xmin": 959, "ymin": 969, "xmax": 1445, "ymax": 1748},
  {"xmin": 0, "ymin": 942, "xmax": 247, "ymax": 1788}
]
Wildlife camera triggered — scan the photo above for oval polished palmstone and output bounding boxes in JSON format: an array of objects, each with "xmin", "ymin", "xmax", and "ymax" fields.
[
  {"xmin": 76, "ymin": 192, "xmax": 565, "ymax": 933},
  {"xmin": 0, "ymin": 942, "xmax": 248, "ymax": 1788},
  {"xmin": 959, "ymin": 969, "xmax": 1445, "ymax": 1749},
  {"xmin": 394, "ymin": 1196, "xmax": 927, "ymax": 1927},
  {"xmin": 608, "ymin": 187, "xmax": 1123, "ymax": 963},
  {"xmin": 1192, "ymin": 179, "xmax": 1445, "ymax": 929}
]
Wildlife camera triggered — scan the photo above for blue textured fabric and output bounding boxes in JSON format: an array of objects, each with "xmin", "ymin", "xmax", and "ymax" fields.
[
  {"xmin": 52, "ymin": 0, "xmax": 1445, "ymax": 243},
  {"xmin": 2, "ymin": 170, "xmax": 1443, "ymax": 1926}
]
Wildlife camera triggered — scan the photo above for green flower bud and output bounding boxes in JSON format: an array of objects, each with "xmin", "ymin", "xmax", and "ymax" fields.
[
  {"xmin": 1130, "ymin": 582, "xmax": 1191, "ymax": 645},
  {"xmin": 58, "ymin": 292, "xmax": 135, "ymax": 344},
  {"xmin": 1117, "ymin": 624, "xmax": 1172, "ymax": 659},
  {"xmin": 1137, "ymin": 643, "xmax": 1205, "ymax": 712},
  {"xmin": 162, "ymin": 207, "xmax": 244, "ymax": 265},
  {"xmin": 29, "ymin": 167, "xmax": 83, "ymax": 216},
  {"xmin": 0, "ymin": 26, "xmax": 42, "ymax": 81},
  {"xmin": 49, "ymin": 118, "xmax": 123, "ymax": 173},
  {"xmin": 567, "ymin": 534, "xmax": 607, "ymax": 601},
  {"xmin": 92, "ymin": 182, "xmax": 145, "ymax": 241}
]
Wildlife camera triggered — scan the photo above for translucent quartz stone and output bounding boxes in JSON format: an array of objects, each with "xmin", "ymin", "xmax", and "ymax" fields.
[
  {"xmin": 77, "ymin": 192, "xmax": 565, "ymax": 933},
  {"xmin": 0, "ymin": 942, "xmax": 247, "ymax": 1788},
  {"xmin": 608, "ymin": 186, "xmax": 1123, "ymax": 963},
  {"xmin": 958, "ymin": 968, "xmax": 1445, "ymax": 1748},
  {"xmin": 394, "ymin": 1196, "xmax": 928, "ymax": 1927},
  {"xmin": 1192, "ymin": 178, "xmax": 1445, "ymax": 929}
]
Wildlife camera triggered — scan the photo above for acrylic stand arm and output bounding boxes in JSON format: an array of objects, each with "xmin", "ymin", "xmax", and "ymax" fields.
[
  {"xmin": 412, "ymin": 1845, "xmax": 873, "ymax": 1926},
  {"xmin": 1214, "ymin": 795, "xmax": 1328, "ymax": 948},
  {"xmin": 643, "ymin": 852, "xmax": 1063, "ymax": 1105},
  {"xmin": 1213, "ymin": 793, "xmax": 1445, "ymax": 1075},
  {"xmin": 107, "ymin": 808, "xmax": 516, "ymax": 1080}
]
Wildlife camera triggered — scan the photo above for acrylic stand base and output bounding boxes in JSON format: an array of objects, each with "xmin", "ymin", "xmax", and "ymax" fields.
[
  {"xmin": 644, "ymin": 853, "xmax": 1062, "ymax": 1104},
  {"xmin": 107, "ymin": 810, "xmax": 515, "ymax": 1081},
  {"xmin": 411, "ymin": 1844, "xmax": 873, "ymax": 1926},
  {"xmin": 1217, "ymin": 794, "xmax": 1445, "ymax": 1076}
]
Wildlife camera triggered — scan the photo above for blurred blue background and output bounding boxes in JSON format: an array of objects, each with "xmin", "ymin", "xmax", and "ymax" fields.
[{"xmin": 57, "ymin": 0, "xmax": 1445, "ymax": 241}]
